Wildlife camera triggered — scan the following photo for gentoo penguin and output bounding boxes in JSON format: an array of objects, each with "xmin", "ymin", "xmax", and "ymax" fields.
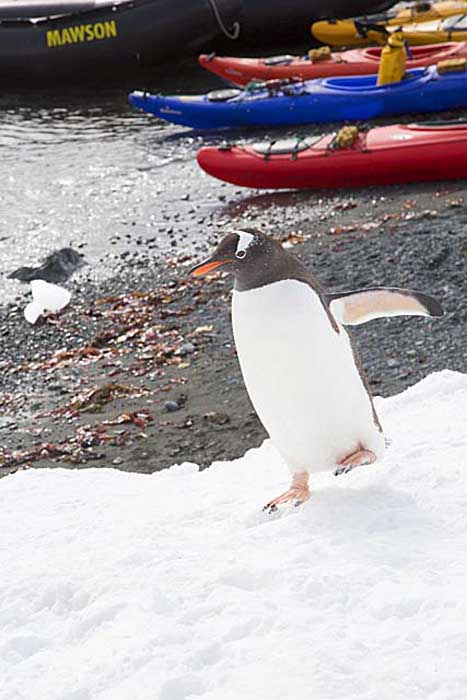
[{"xmin": 190, "ymin": 230, "xmax": 443, "ymax": 512}]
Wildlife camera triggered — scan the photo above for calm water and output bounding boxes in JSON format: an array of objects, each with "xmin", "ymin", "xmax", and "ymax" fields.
[
  {"xmin": 0, "ymin": 65, "xmax": 258, "ymax": 305},
  {"xmin": 0, "ymin": 59, "xmax": 352, "ymax": 307}
]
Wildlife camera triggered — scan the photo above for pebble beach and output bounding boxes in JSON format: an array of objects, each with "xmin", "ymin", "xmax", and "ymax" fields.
[{"xmin": 1, "ymin": 166, "xmax": 466, "ymax": 475}]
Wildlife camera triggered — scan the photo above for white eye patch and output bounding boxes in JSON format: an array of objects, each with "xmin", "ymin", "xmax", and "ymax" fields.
[{"xmin": 235, "ymin": 230, "xmax": 255, "ymax": 258}]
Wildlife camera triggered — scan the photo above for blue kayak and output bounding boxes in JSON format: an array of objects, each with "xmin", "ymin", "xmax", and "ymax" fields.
[{"xmin": 129, "ymin": 65, "xmax": 467, "ymax": 130}]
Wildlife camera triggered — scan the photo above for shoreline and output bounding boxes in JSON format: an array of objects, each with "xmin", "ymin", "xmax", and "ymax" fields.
[{"xmin": 1, "ymin": 181, "xmax": 466, "ymax": 477}]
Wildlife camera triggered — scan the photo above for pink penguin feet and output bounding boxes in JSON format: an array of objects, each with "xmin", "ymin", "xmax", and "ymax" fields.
[
  {"xmin": 263, "ymin": 471, "xmax": 310, "ymax": 514},
  {"xmin": 334, "ymin": 448, "xmax": 376, "ymax": 476}
]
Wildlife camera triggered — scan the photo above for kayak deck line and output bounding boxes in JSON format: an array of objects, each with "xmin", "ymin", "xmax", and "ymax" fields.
[
  {"xmin": 129, "ymin": 61, "xmax": 467, "ymax": 130},
  {"xmin": 196, "ymin": 121, "xmax": 467, "ymax": 189}
]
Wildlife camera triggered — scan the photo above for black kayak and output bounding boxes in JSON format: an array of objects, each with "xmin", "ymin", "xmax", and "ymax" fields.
[
  {"xmin": 0, "ymin": 0, "xmax": 393, "ymax": 84},
  {"xmin": 0, "ymin": 0, "xmax": 241, "ymax": 83}
]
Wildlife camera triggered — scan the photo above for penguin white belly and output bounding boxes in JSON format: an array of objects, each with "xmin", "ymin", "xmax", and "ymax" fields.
[{"xmin": 232, "ymin": 280, "xmax": 384, "ymax": 473}]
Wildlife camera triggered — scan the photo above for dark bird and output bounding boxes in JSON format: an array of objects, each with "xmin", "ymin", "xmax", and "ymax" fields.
[{"xmin": 8, "ymin": 247, "xmax": 86, "ymax": 284}]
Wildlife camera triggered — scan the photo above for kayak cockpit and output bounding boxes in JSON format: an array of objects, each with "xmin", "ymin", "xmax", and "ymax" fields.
[
  {"xmin": 363, "ymin": 42, "xmax": 461, "ymax": 63},
  {"xmin": 321, "ymin": 69, "xmax": 426, "ymax": 91}
]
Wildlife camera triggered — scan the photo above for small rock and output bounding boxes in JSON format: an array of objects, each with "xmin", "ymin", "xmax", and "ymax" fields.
[
  {"xmin": 112, "ymin": 457, "xmax": 123, "ymax": 465},
  {"xmin": 82, "ymin": 436, "xmax": 100, "ymax": 448},
  {"xmin": 48, "ymin": 383, "xmax": 64, "ymax": 392},
  {"xmin": 176, "ymin": 342, "xmax": 195, "ymax": 357},
  {"xmin": 203, "ymin": 411, "xmax": 230, "ymax": 425},
  {"xmin": 164, "ymin": 400, "xmax": 180, "ymax": 413}
]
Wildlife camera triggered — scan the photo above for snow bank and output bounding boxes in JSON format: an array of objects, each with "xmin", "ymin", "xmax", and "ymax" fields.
[{"xmin": 1, "ymin": 370, "xmax": 467, "ymax": 700}]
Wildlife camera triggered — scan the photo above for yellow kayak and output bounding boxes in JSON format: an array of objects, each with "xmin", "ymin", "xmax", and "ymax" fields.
[
  {"xmin": 388, "ymin": 12, "xmax": 467, "ymax": 44},
  {"xmin": 312, "ymin": 1, "xmax": 467, "ymax": 47}
]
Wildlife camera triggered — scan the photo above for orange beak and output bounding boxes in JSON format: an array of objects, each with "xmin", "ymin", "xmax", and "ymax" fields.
[{"xmin": 189, "ymin": 258, "xmax": 232, "ymax": 277}]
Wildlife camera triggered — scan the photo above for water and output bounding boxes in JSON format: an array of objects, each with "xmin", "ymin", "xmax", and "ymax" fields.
[
  {"xmin": 0, "ymin": 59, "xmax": 358, "ymax": 307},
  {"xmin": 0, "ymin": 65, "xmax": 248, "ymax": 305}
]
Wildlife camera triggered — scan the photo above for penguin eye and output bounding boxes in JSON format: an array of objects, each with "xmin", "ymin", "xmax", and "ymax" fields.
[{"xmin": 236, "ymin": 250, "xmax": 246, "ymax": 259}]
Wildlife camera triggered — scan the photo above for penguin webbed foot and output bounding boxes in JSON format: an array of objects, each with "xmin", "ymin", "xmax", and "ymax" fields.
[
  {"xmin": 263, "ymin": 472, "xmax": 310, "ymax": 514},
  {"xmin": 263, "ymin": 492, "xmax": 310, "ymax": 514},
  {"xmin": 334, "ymin": 464, "xmax": 353, "ymax": 476},
  {"xmin": 334, "ymin": 448, "xmax": 376, "ymax": 477}
]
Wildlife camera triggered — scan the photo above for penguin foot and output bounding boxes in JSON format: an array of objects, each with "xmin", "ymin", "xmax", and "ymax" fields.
[
  {"xmin": 263, "ymin": 471, "xmax": 310, "ymax": 513},
  {"xmin": 334, "ymin": 449, "xmax": 376, "ymax": 476}
]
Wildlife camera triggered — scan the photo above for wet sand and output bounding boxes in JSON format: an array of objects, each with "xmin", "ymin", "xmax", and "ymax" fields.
[{"xmin": 1, "ymin": 179, "xmax": 466, "ymax": 476}]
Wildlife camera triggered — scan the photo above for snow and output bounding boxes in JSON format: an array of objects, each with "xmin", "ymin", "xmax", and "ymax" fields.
[
  {"xmin": 1, "ymin": 370, "xmax": 467, "ymax": 700},
  {"xmin": 24, "ymin": 280, "xmax": 71, "ymax": 325}
]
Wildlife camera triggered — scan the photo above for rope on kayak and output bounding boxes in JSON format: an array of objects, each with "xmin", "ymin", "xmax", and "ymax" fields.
[
  {"xmin": 207, "ymin": 0, "xmax": 240, "ymax": 40},
  {"xmin": 263, "ymin": 138, "xmax": 303, "ymax": 160},
  {"xmin": 262, "ymin": 141, "xmax": 276, "ymax": 161},
  {"xmin": 404, "ymin": 40, "xmax": 414, "ymax": 60},
  {"xmin": 354, "ymin": 20, "xmax": 388, "ymax": 45},
  {"xmin": 290, "ymin": 136, "xmax": 310, "ymax": 160}
]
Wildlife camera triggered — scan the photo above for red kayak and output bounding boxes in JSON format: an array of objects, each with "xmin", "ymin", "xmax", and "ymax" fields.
[
  {"xmin": 199, "ymin": 42, "xmax": 467, "ymax": 85},
  {"xmin": 196, "ymin": 121, "xmax": 467, "ymax": 189}
]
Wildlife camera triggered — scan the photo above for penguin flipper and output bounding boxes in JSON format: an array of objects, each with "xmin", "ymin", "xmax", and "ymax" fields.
[{"xmin": 326, "ymin": 287, "xmax": 444, "ymax": 326}]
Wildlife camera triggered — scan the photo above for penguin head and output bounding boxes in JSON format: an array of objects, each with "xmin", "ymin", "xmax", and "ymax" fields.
[{"xmin": 190, "ymin": 229, "xmax": 285, "ymax": 289}]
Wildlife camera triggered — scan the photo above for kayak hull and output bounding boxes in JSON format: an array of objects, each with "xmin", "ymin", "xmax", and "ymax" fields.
[
  {"xmin": 394, "ymin": 24, "xmax": 467, "ymax": 46},
  {"xmin": 315, "ymin": 12, "xmax": 467, "ymax": 48},
  {"xmin": 199, "ymin": 42, "xmax": 467, "ymax": 85},
  {"xmin": 311, "ymin": 1, "xmax": 467, "ymax": 47},
  {"xmin": 196, "ymin": 122, "xmax": 467, "ymax": 189},
  {"xmin": 0, "ymin": 0, "xmax": 240, "ymax": 83},
  {"xmin": 129, "ymin": 66, "xmax": 467, "ymax": 130}
]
